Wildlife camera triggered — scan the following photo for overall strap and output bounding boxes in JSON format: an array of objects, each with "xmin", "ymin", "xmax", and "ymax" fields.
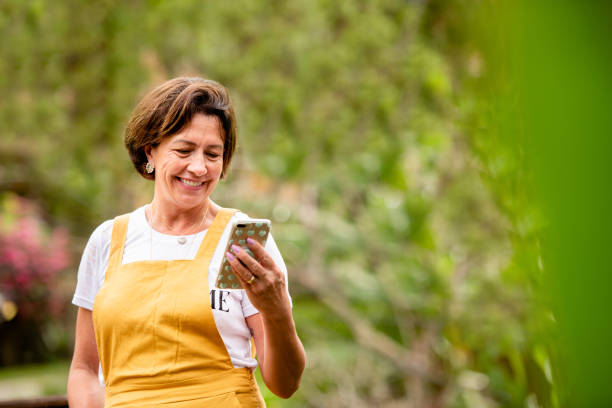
[
  {"xmin": 106, "ymin": 214, "xmax": 130, "ymax": 279},
  {"xmin": 195, "ymin": 208, "xmax": 237, "ymax": 261}
]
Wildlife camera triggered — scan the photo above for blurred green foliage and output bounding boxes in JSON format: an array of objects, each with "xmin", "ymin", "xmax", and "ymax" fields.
[
  {"xmin": 0, "ymin": 0, "xmax": 568, "ymax": 406},
  {"xmin": 512, "ymin": 2, "xmax": 612, "ymax": 406}
]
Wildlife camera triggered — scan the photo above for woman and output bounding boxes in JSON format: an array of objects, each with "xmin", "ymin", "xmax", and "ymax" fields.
[{"xmin": 67, "ymin": 77, "xmax": 306, "ymax": 407}]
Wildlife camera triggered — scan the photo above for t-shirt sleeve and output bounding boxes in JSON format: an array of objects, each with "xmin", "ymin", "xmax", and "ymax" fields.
[
  {"xmin": 72, "ymin": 221, "xmax": 112, "ymax": 310},
  {"xmin": 241, "ymin": 233, "xmax": 292, "ymax": 318}
]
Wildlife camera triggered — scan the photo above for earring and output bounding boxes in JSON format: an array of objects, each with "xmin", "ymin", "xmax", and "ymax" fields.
[{"xmin": 145, "ymin": 162, "xmax": 155, "ymax": 173}]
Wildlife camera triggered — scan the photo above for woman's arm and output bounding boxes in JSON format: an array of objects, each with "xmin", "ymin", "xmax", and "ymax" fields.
[
  {"xmin": 227, "ymin": 239, "xmax": 306, "ymax": 398},
  {"xmin": 67, "ymin": 307, "xmax": 105, "ymax": 407},
  {"xmin": 247, "ymin": 310, "xmax": 305, "ymax": 398}
]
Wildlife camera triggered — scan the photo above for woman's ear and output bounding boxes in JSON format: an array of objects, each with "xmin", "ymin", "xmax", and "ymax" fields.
[{"xmin": 145, "ymin": 145, "xmax": 154, "ymax": 163}]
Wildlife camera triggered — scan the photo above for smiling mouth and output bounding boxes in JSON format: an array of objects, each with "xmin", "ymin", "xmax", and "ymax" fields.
[{"xmin": 178, "ymin": 177, "xmax": 205, "ymax": 187}]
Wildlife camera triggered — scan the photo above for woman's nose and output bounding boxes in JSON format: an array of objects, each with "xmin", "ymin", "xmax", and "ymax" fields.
[{"xmin": 188, "ymin": 154, "xmax": 207, "ymax": 176}]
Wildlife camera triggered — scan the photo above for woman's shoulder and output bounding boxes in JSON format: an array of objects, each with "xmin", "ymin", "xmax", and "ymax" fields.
[
  {"xmin": 88, "ymin": 206, "xmax": 146, "ymax": 245},
  {"xmin": 88, "ymin": 218, "xmax": 114, "ymax": 245}
]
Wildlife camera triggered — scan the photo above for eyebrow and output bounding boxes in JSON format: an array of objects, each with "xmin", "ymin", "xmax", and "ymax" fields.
[{"xmin": 171, "ymin": 139, "xmax": 223, "ymax": 149}]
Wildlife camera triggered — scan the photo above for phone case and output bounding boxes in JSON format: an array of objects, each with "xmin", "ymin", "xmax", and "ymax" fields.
[{"xmin": 215, "ymin": 219, "xmax": 271, "ymax": 289}]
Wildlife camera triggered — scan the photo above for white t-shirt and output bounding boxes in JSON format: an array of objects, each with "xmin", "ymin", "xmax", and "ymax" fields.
[{"xmin": 72, "ymin": 206, "xmax": 290, "ymax": 379}]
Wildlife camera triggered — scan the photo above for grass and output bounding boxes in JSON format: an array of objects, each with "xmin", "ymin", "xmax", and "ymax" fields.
[
  {"xmin": 0, "ymin": 360, "xmax": 70, "ymax": 400},
  {"xmin": 0, "ymin": 360, "xmax": 300, "ymax": 406}
]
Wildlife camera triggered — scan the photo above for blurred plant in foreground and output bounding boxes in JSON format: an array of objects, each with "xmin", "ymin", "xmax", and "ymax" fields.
[{"xmin": 0, "ymin": 193, "xmax": 71, "ymax": 365}]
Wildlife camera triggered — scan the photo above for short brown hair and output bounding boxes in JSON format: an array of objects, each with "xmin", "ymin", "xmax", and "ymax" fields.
[{"xmin": 124, "ymin": 77, "xmax": 238, "ymax": 180}]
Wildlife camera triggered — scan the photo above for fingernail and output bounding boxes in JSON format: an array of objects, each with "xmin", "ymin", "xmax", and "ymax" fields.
[
  {"xmin": 231, "ymin": 244, "xmax": 241, "ymax": 253},
  {"xmin": 246, "ymin": 238, "xmax": 255, "ymax": 245},
  {"xmin": 226, "ymin": 252, "xmax": 235, "ymax": 261}
]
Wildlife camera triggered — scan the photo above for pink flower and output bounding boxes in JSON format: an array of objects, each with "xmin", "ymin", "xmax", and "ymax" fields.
[{"xmin": 0, "ymin": 195, "xmax": 73, "ymax": 321}]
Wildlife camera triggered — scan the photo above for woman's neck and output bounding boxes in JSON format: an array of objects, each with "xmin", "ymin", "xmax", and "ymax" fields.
[{"xmin": 147, "ymin": 199, "xmax": 218, "ymax": 235}]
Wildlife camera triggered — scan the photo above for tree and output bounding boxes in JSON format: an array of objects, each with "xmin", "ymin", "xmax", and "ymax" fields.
[{"xmin": 0, "ymin": 1, "xmax": 556, "ymax": 405}]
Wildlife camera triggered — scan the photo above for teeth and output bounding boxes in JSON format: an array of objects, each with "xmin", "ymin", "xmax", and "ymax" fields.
[{"xmin": 181, "ymin": 178, "xmax": 203, "ymax": 187}]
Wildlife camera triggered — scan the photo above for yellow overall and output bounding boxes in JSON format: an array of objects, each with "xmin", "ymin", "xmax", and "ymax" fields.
[{"xmin": 93, "ymin": 209, "xmax": 265, "ymax": 407}]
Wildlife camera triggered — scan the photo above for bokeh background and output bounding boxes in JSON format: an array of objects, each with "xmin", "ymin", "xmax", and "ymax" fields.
[{"xmin": 1, "ymin": 1, "xmax": 611, "ymax": 407}]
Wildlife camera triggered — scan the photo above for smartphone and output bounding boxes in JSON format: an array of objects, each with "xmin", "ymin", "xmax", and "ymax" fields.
[{"xmin": 215, "ymin": 218, "xmax": 271, "ymax": 289}]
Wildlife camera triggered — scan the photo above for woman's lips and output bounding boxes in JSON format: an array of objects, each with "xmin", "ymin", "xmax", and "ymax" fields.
[{"xmin": 177, "ymin": 177, "xmax": 205, "ymax": 189}]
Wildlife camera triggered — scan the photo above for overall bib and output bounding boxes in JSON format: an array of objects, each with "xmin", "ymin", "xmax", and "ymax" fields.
[{"xmin": 93, "ymin": 209, "xmax": 265, "ymax": 407}]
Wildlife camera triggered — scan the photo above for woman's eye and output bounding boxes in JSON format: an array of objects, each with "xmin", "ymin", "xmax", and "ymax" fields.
[
  {"xmin": 176, "ymin": 150, "xmax": 191, "ymax": 155},
  {"xmin": 207, "ymin": 152, "xmax": 221, "ymax": 158}
]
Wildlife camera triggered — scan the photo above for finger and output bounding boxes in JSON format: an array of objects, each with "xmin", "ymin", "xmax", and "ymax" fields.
[
  {"xmin": 230, "ymin": 244, "xmax": 266, "ymax": 277},
  {"xmin": 246, "ymin": 238, "xmax": 275, "ymax": 268},
  {"xmin": 225, "ymin": 251, "xmax": 257, "ymax": 287}
]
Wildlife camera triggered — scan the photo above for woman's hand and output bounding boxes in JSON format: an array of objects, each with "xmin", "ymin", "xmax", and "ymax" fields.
[
  {"xmin": 225, "ymin": 238, "xmax": 291, "ymax": 315},
  {"xmin": 226, "ymin": 238, "xmax": 306, "ymax": 398}
]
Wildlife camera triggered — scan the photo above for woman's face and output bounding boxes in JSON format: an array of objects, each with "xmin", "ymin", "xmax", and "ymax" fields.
[{"xmin": 146, "ymin": 113, "xmax": 225, "ymax": 212}]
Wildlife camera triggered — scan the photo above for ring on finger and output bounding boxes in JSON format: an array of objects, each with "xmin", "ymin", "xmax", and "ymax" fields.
[{"xmin": 247, "ymin": 275, "xmax": 256, "ymax": 285}]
